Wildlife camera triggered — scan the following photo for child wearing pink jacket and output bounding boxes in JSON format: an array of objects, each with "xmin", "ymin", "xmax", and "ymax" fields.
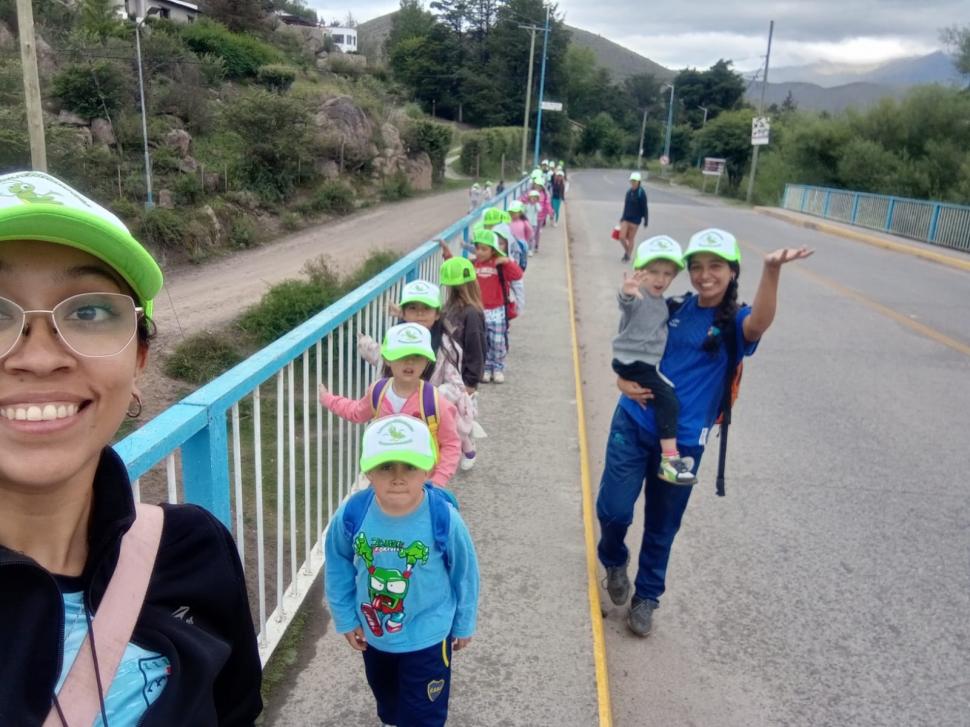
[{"xmin": 319, "ymin": 323, "xmax": 462, "ymax": 487}]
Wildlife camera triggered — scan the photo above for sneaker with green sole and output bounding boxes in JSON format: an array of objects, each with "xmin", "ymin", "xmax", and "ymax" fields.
[
  {"xmin": 627, "ymin": 597, "xmax": 658, "ymax": 637},
  {"xmin": 658, "ymin": 456, "xmax": 697, "ymax": 485}
]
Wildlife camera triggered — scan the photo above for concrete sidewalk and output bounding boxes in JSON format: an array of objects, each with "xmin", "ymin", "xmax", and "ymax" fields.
[{"xmin": 262, "ymin": 221, "xmax": 602, "ymax": 725}]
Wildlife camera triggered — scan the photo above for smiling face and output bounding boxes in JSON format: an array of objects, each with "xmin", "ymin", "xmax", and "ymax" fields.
[
  {"xmin": 687, "ymin": 252, "xmax": 737, "ymax": 307},
  {"xmin": 387, "ymin": 354, "xmax": 429, "ymax": 385},
  {"xmin": 366, "ymin": 461, "xmax": 428, "ymax": 515},
  {"xmin": 637, "ymin": 259, "xmax": 679, "ymax": 298},
  {"xmin": 0, "ymin": 241, "xmax": 146, "ymax": 493},
  {"xmin": 474, "ymin": 243, "xmax": 496, "ymax": 262},
  {"xmin": 401, "ymin": 302, "xmax": 439, "ymax": 330}
]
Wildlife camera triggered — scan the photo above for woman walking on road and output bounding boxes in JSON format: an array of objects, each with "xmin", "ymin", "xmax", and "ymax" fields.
[
  {"xmin": 596, "ymin": 227, "xmax": 813, "ymax": 637},
  {"xmin": 0, "ymin": 171, "xmax": 262, "ymax": 725},
  {"xmin": 618, "ymin": 172, "xmax": 649, "ymax": 262}
]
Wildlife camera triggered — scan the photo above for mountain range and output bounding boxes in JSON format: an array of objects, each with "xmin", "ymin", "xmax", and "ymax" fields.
[{"xmin": 356, "ymin": 13, "xmax": 965, "ymax": 114}]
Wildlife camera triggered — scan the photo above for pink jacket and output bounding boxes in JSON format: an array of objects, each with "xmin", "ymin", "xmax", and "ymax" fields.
[
  {"xmin": 320, "ymin": 382, "xmax": 461, "ymax": 486},
  {"xmin": 521, "ymin": 189, "xmax": 553, "ymax": 223},
  {"xmin": 510, "ymin": 218, "xmax": 534, "ymax": 246}
]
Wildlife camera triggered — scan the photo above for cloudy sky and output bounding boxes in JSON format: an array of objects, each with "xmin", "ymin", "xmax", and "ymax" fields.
[{"xmin": 311, "ymin": 0, "xmax": 970, "ymax": 71}]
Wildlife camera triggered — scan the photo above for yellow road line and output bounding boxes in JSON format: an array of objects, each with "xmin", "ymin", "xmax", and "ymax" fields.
[
  {"xmin": 562, "ymin": 208, "xmax": 614, "ymax": 727},
  {"xmin": 754, "ymin": 207, "xmax": 970, "ymax": 274},
  {"xmin": 736, "ymin": 237, "xmax": 970, "ymax": 358}
]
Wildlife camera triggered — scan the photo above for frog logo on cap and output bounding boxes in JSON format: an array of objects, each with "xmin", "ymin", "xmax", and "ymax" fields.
[
  {"xmin": 409, "ymin": 282, "xmax": 432, "ymax": 294},
  {"xmin": 700, "ymin": 231, "xmax": 725, "ymax": 247},
  {"xmin": 398, "ymin": 326, "xmax": 423, "ymax": 343},
  {"xmin": 1, "ymin": 181, "xmax": 63, "ymax": 206},
  {"xmin": 653, "ymin": 238, "xmax": 673, "ymax": 249},
  {"xmin": 378, "ymin": 420, "xmax": 415, "ymax": 446}
]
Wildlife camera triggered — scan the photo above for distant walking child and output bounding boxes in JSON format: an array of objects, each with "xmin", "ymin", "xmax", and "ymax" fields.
[
  {"xmin": 358, "ymin": 280, "xmax": 482, "ymax": 471},
  {"xmin": 508, "ymin": 200, "xmax": 535, "ymax": 258},
  {"xmin": 551, "ymin": 169, "xmax": 566, "ymax": 225},
  {"xmin": 468, "ymin": 183, "xmax": 482, "ymax": 213},
  {"xmin": 325, "ymin": 415, "xmax": 480, "ymax": 727},
  {"xmin": 320, "ymin": 323, "xmax": 462, "ymax": 486},
  {"xmin": 611, "ymin": 236, "xmax": 697, "ymax": 485},
  {"xmin": 522, "ymin": 190, "xmax": 542, "ymax": 253}
]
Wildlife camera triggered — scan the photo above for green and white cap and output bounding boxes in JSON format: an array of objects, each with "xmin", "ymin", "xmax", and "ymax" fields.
[
  {"xmin": 360, "ymin": 414, "xmax": 437, "ymax": 473},
  {"xmin": 440, "ymin": 256, "xmax": 476, "ymax": 286},
  {"xmin": 508, "ymin": 200, "xmax": 525, "ymax": 213},
  {"xmin": 0, "ymin": 170, "xmax": 163, "ymax": 317},
  {"xmin": 629, "ymin": 171, "xmax": 642, "ymax": 182},
  {"xmin": 399, "ymin": 280, "xmax": 441, "ymax": 309},
  {"xmin": 472, "ymin": 228, "xmax": 506, "ymax": 256},
  {"xmin": 382, "ymin": 322, "xmax": 436, "ymax": 362},
  {"xmin": 527, "ymin": 189, "xmax": 540, "ymax": 198},
  {"xmin": 685, "ymin": 227, "xmax": 741, "ymax": 263},
  {"xmin": 483, "ymin": 207, "xmax": 505, "ymax": 226},
  {"xmin": 633, "ymin": 235, "xmax": 685, "ymax": 270}
]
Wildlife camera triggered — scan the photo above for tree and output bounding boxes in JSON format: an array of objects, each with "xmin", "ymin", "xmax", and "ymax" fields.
[
  {"xmin": 941, "ymin": 24, "xmax": 970, "ymax": 81},
  {"xmin": 691, "ymin": 108, "xmax": 755, "ymax": 187},
  {"xmin": 781, "ymin": 90, "xmax": 798, "ymax": 114},
  {"xmin": 201, "ymin": 0, "xmax": 264, "ymax": 32},
  {"xmin": 79, "ymin": 0, "xmax": 124, "ymax": 39},
  {"xmin": 674, "ymin": 59, "xmax": 746, "ymax": 127}
]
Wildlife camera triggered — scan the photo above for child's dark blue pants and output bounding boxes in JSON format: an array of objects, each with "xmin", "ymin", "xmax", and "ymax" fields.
[{"xmin": 362, "ymin": 639, "xmax": 453, "ymax": 727}]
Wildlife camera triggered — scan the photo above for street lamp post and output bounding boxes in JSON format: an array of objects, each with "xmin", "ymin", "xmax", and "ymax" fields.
[
  {"xmin": 696, "ymin": 105, "xmax": 708, "ymax": 168},
  {"xmin": 661, "ymin": 83, "xmax": 675, "ymax": 174},
  {"xmin": 129, "ymin": 2, "xmax": 159, "ymax": 209}
]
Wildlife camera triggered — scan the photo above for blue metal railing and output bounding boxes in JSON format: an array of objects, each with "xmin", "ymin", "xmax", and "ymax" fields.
[
  {"xmin": 115, "ymin": 176, "xmax": 530, "ymax": 663},
  {"xmin": 782, "ymin": 184, "xmax": 970, "ymax": 253}
]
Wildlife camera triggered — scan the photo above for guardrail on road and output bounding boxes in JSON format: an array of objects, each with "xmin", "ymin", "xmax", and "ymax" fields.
[
  {"xmin": 115, "ymin": 177, "xmax": 530, "ymax": 665},
  {"xmin": 782, "ymin": 184, "xmax": 970, "ymax": 252}
]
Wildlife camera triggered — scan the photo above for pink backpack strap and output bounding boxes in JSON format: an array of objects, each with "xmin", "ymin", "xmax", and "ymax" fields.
[{"xmin": 45, "ymin": 503, "xmax": 164, "ymax": 727}]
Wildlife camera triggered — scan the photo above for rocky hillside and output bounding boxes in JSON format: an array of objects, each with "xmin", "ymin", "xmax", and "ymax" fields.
[{"xmin": 0, "ymin": 10, "xmax": 450, "ymax": 264}]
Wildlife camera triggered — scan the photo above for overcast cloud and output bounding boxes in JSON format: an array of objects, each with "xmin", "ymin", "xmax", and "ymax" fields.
[{"xmin": 312, "ymin": 1, "xmax": 970, "ymax": 69}]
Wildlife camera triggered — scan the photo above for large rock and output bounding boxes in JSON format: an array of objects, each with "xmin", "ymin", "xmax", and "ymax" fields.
[
  {"xmin": 403, "ymin": 152, "xmax": 433, "ymax": 192},
  {"xmin": 157, "ymin": 189, "xmax": 175, "ymax": 209},
  {"xmin": 178, "ymin": 155, "xmax": 199, "ymax": 174},
  {"xmin": 164, "ymin": 128, "xmax": 192, "ymax": 157},
  {"xmin": 35, "ymin": 34, "xmax": 56, "ymax": 77},
  {"xmin": 313, "ymin": 95, "xmax": 377, "ymax": 167},
  {"xmin": 380, "ymin": 122, "xmax": 403, "ymax": 158},
  {"xmin": 57, "ymin": 110, "xmax": 88, "ymax": 126},
  {"xmin": 201, "ymin": 205, "xmax": 227, "ymax": 246},
  {"xmin": 72, "ymin": 127, "xmax": 92, "ymax": 148},
  {"xmin": 315, "ymin": 159, "xmax": 340, "ymax": 180},
  {"xmin": 90, "ymin": 118, "xmax": 116, "ymax": 147}
]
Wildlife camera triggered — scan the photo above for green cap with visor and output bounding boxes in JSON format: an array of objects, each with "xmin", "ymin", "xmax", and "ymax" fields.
[
  {"xmin": 381, "ymin": 322, "xmax": 436, "ymax": 362},
  {"xmin": 472, "ymin": 228, "xmax": 506, "ymax": 257},
  {"xmin": 399, "ymin": 280, "xmax": 441, "ymax": 309},
  {"xmin": 0, "ymin": 170, "xmax": 163, "ymax": 317},
  {"xmin": 440, "ymin": 256, "xmax": 476, "ymax": 286},
  {"xmin": 633, "ymin": 235, "xmax": 685, "ymax": 270},
  {"xmin": 684, "ymin": 228, "xmax": 741, "ymax": 263},
  {"xmin": 360, "ymin": 415, "xmax": 437, "ymax": 473},
  {"xmin": 482, "ymin": 207, "xmax": 505, "ymax": 226}
]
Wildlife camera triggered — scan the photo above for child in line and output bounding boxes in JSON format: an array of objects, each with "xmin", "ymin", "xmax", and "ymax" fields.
[
  {"xmin": 508, "ymin": 200, "xmax": 535, "ymax": 258},
  {"xmin": 611, "ymin": 236, "xmax": 697, "ymax": 485},
  {"xmin": 468, "ymin": 183, "xmax": 482, "ymax": 213},
  {"xmin": 490, "ymin": 224, "xmax": 527, "ymax": 315},
  {"xmin": 325, "ymin": 415, "xmax": 479, "ymax": 727},
  {"xmin": 320, "ymin": 323, "xmax": 462, "ymax": 486},
  {"xmin": 483, "ymin": 180, "xmax": 494, "ymax": 200},
  {"xmin": 358, "ymin": 280, "xmax": 482, "ymax": 471},
  {"xmin": 439, "ymin": 257, "xmax": 486, "ymax": 395},
  {"xmin": 522, "ymin": 190, "xmax": 542, "ymax": 254}
]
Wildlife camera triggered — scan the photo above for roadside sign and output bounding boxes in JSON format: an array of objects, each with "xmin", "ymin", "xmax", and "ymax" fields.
[
  {"xmin": 540, "ymin": 100, "xmax": 563, "ymax": 112},
  {"xmin": 752, "ymin": 116, "xmax": 770, "ymax": 145},
  {"xmin": 702, "ymin": 157, "xmax": 726, "ymax": 176},
  {"xmin": 659, "ymin": 155, "xmax": 670, "ymax": 166}
]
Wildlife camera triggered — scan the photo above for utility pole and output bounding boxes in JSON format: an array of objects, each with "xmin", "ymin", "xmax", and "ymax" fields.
[
  {"xmin": 16, "ymin": 0, "xmax": 47, "ymax": 171},
  {"xmin": 746, "ymin": 20, "xmax": 774, "ymax": 203},
  {"xmin": 661, "ymin": 83, "xmax": 675, "ymax": 175},
  {"xmin": 532, "ymin": 4, "xmax": 550, "ymax": 169},
  {"xmin": 695, "ymin": 105, "xmax": 708, "ymax": 168},
  {"xmin": 518, "ymin": 24, "xmax": 538, "ymax": 173},
  {"xmin": 636, "ymin": 108, "xmax": 648, "ymax": 170}
]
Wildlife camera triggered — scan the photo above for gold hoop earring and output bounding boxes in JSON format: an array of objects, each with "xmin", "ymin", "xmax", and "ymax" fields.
[{"xmin": 127, "ymin": 392, "xmax": 143, "ymax": 419}]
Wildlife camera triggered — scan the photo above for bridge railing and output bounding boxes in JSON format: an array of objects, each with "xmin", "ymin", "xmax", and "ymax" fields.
[
  {"xmin": 115, "ymin": 177, "xmax": 530, "ymax": 664},
  {"xmin": 782, "ymin": 184, "xmax": 970, "ymax": 252}
]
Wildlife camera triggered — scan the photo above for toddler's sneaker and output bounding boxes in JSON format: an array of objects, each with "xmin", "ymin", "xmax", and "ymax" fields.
[
  {"xmin": 460, "ymin": 451, "xmax": 477, "ymax": 471},
  {"xmin": 482, "ymin": 371, "xmax": 493, "ymax": 383},
  {"xmin": 492, "ymin": 371, "xmax": 505, "ymax": 384},
  {"xmin": 528, "ymin": 249, "xmax": 535, "ymax": 257},
  {"xmin": 658, "ymin": 456, "xmax": 697, "ymax": 485}
]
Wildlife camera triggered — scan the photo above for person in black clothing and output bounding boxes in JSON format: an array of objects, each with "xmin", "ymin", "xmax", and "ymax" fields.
[
  {"xmin": 0, "ymin": 171, "xmax": 262, "ymax": 725},
  {"xmin": 618, "ymin": 171, "xmax": 649, "ymax": 262}
]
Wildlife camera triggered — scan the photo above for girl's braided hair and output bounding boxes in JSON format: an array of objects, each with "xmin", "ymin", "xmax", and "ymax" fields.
[{"xmin": 701, "ymin": 261, "xmax": 741, "ymax": 354}]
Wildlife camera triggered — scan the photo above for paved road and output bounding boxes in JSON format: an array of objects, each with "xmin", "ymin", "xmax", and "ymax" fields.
[
  {"xmin": 568, "ymin": 170, "xmax": 970, "ymax": 726},
  {"xmin": 263, "ymin": 221, "xmax": 600, "ymax": 726}
]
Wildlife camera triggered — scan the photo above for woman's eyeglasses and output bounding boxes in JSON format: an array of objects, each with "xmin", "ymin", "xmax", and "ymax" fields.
[{"xmin": 0, "ymin": 293, "xmax": 143, "ymax": 359}]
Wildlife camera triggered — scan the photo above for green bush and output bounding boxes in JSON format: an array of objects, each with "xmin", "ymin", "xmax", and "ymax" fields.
[
  {"xmin": 342, "ymin": 250, "xmax": 401, "ymax": 292},
  {"xmin": 180, "ymin": 18, "xmax": 280, "ymax": 79},
  {"xmin": 381, "ymin": 171, "xmax": 412, "ymax": 201},
  {"xmin": 308, "ymin": 180, "xmax": 355, "ymax": 215},
  {"xmin": 402, "ymin": 120, "xmax": 452, "ymax": 181},
  {"xmin": 237, "ymin": 278, "xmax": 343, "ymax": 346},
  {"xmin": 327, "ymin": 55, "xmax": 365, "ymax": 78},
  {"xmin": 459, "ymin": 127, "xmax": 521, "ymax": 177},
  {"xmin": 197, "ymin": 53, "xmax": 228, "ymax": 86},
  {"xmin": 140, "ymin": 208, "xmax": 187, "ymax": 249},
  {"xmin": 163, "ymin": 330, "xmax": 245, "ymax": 384},
  {"xmin": 173, "ymin": 174, "xmax": 204, "ymax": 205},
  {"xmin": 51, "ymin": 61, "xmax": 128, "ymax": 118},
  {"xmin": 257, "ymin": 64, "xmax": 297, "ymax": 93},
  {"xmin": 229, "ymin": 216, "xmax": 259, "ymax": 248},
  {"xmin": 281, "ymin": 211, "xmax": 301, "ymax": 231}
]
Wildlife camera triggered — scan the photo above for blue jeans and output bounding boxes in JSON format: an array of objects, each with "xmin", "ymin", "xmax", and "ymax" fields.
[{"xmin": 596, "ymin": 404, "xmax": 703, "ymax": 603}]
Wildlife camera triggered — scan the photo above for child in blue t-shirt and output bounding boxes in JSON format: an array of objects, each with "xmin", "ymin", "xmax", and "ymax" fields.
[{"xmin": 325, "ymin": 415, "xmax": 480, "ymax": 727}]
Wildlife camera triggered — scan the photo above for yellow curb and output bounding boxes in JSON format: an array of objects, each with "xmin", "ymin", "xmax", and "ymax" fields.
[
  {"xmin": 754, "ymin": 207, "xmax": 970, "ymax": 273},
  {"xmin": 562, "ymin": 208, "xmax": 614, "ymax": 727}
]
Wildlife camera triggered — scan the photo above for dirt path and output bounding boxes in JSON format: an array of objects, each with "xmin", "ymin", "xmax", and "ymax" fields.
[{"xmin": 138, "ymin": 188, "xmax": 470, "ymax": 421}]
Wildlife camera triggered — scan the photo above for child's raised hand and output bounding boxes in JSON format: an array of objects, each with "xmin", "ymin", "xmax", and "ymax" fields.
[
  {"xmin": 437, "ymin": 238, "xmax": 453, "ymax": 259},
  {"xmin": 764, "ymin": 246, "xmax": 814, "ymax": 268},
  {"xmin": 388, "ymin": 303, "xmax": 402, "ymax": 318},
  {"xmin": 344, "ymin": 627, "xmax": 367, "ymax": 652},
  {"xmin": 318, "ymin": 383, "xmax": 329, "ymax": 400},
  {"xmin": 621, "ymin": 271, "xmax": 646, "ymax": 299},
  {"xmin": 453, "ymin": 637, "xmax": 472, "ymax": 651}
]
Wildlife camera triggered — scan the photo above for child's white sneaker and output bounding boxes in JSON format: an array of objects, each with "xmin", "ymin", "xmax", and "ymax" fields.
[
  {"xmin": 460, "ymin": 451, "xmax": 477, "ymax": 471},
  {"xmin": 528, "ymin": 249, "xmax": 535, "ymax": 257},
  {"xmin": 482, "ymin": 371, "xmax": 492, "ymax": 383},
  {"xmin": 492, "ymin": 371, "xmax": 505, "ymax": 384}
]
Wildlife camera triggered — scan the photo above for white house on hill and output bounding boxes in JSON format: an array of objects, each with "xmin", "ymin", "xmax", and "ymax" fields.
[
  {"xmin": 324, "ymin": 25, "xmax": 357, "ymax": 53},
  {"xmin": 118, "ymin": 0, "xmax": 200, "ymax": 24}
]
